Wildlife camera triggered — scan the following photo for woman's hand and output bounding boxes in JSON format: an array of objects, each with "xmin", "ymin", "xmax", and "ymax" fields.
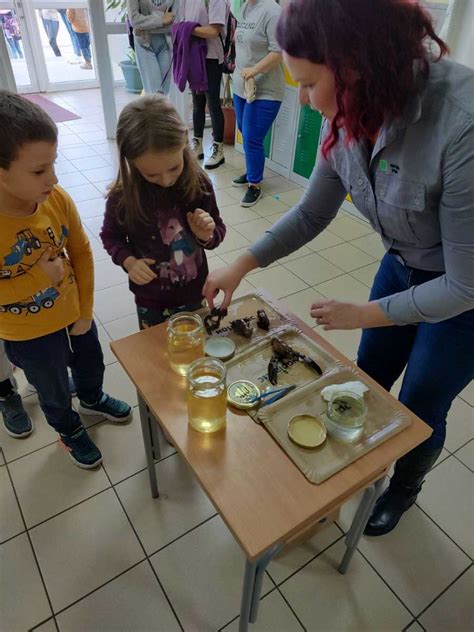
[
  {"xmin": 203, "ymin": 252, "xmax": 259, "ymax": 310},
  {"xmin": 124, "ymin": 256, "xmax": 157, "ymax": 285},
  {"xmin": 241, "ymin": 67, "xmax": 257, "ymax": 80},
  {"xmin": 70, "ymin": 318, "xmax": 92, "ymax": 336},
  {"xmin": 310, "ymin": 299, "xmax": 393, "ymax": 330},
  {"xmin": 162, "ymin": 10, "xmax": 174, "ymax": 26},
  {"xmin": 187, "ymin": 209, "xmax": 215, "ymax": 244}
]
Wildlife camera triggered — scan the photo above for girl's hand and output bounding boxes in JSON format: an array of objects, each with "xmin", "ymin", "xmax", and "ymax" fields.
[
  {"xmin": 70, "ymin": 318, "xmax": 92, "ymax": 336},
  {"xmin": 241, "ymin": 67, "xmax": 257, "ymax": 80},
  {"xmin": 310, "ymin": 299, "xmax": 363, "ymax": 330},
  {"xmin": 124, "ymin": 256, "xmax": 157, "ymax": 285},
  {"xmin": 163, "ymin": 10, "xmax": 174, "ymax": 25},
  {"xmin": 187, "ymin": 209, "xmax": 215, "ymax": 244}
]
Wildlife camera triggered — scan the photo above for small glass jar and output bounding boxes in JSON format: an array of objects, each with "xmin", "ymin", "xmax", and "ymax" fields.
[
  {"xmin": 167, "ymin": 312, "xmax": 205, "ymax": 376},
  {"xmin": 325, "ymin": 390, "xmax": 368, "ymax": 443},
  {"xmin": 187, "ymin": 357, "xmax": 227, "ymax": 433}
]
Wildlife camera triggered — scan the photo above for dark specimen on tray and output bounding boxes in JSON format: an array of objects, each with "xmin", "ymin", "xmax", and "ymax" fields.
[
  {"xmin": 256, "ymin": 309, "xmax": 270, "ymax": 331},
  {"xmin": 230, "ymin": 318, "xmax": 253, "ymax": 338},
  {"xmin": 268, "ymin": 355, "xmax": 279, "ymax": 385},
  {"xmin": 204, "ymin": 307, "xmax": 228, "ymax": 335},
  {"xmin": 271, "ymin": 336, "xmax": 323, "ymax": 376}
]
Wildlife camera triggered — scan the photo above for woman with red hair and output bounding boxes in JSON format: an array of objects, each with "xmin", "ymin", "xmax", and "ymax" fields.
[{"xmin": 204, "ymin": 0, "xmax": 474, "ymax": 535}]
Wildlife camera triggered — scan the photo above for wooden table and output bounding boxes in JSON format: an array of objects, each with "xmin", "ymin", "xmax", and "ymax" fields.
[{"xmin": 111, "ymin": 298, "xmax": 431, "ymax": 631}]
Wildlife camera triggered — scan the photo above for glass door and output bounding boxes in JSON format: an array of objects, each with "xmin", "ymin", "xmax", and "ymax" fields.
[{"xmin": 0, "ymin": 0, "xmax": 38, "ymax": 92}]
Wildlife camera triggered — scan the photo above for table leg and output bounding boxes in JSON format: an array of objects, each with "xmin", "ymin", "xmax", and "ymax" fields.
[
  {"xmin": 137, "ymin": 392, "xmax": 159, "ymax": 498},
  {"xmin": 338, "ymin": 476, "xmax": 385, "ymax": 574}
]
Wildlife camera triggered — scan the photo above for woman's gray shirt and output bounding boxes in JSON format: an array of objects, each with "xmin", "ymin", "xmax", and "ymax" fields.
[{"xmin": 249, "ymin": 58, "xmax": 474, "ymax": 325}]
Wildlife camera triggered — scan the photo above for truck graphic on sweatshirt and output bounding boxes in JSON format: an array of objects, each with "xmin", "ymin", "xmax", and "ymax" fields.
[
  {"xmin": 3, "ymin": 229, "xmax": 42, "ymax": 266},
  {"xmin": 0, "ymin": 287, "xmax": 60, "ymax": 315}
]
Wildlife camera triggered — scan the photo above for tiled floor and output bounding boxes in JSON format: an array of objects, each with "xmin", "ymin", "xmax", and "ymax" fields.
[{"xmin": 1, "ymin": 87, "xmax": 473, "ymax": 632}]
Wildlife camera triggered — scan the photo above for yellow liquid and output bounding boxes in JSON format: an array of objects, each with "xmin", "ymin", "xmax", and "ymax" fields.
[
  {"xmin": 168, "ymin": 322, "xmax": 204, "ymax": 376},
  {"xmin": 188, "ymin": 373, "xmax": 227, "ymax": 433}
]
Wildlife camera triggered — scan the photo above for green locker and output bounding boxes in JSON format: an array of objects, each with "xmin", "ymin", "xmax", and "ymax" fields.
[{"xmin": 293, "ymin": 106, "xmax": 323, "ymax": 179}]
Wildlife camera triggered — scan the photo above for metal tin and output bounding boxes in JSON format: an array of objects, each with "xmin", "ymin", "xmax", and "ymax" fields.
[
  {"xmin": 227, "ymin": 380, "xmax": 261, "ymax": 410},
  {"xmin": 288, "ymin": 414, "xmax": 327, "ymax": 448},
  {"xmin": 204, "ymin": 337, "xmax": 236, "ymax": 361}
]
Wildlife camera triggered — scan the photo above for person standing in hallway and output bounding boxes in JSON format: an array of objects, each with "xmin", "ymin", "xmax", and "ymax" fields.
[
  {"xmin": 40, "ymin": 9, "xmax": 61, "ymax": 57},
  {"xmin": 185, "ymin": 0, "xmax": 230, "ymax": 170},
  {"xmin": 204, "ymin": 0, "xmax": 474, "ymax": 535},
  {"xmin": 58, "ymin": 9, "xmax": 82, "ymax": 64},
  {"xmin": 1, "ymin": 11, "xmax": 23, "ymax": 60},
  {"xmin": 66, "ymin": 9, "xmax": 93, "ymax": 70},
  {"xmin": 127, "ymin": 0, "xmax": 176, "ymax": 95},
  {"xmin": 232, "ymin": 0, "xmax": 284, "ymax": 207}
]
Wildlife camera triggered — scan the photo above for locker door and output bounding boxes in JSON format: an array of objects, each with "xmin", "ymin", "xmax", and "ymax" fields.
[
  {"xmin": 293, "ymin": 106, "xmax": 323, "ymax": 179},
  {"xmin": 270, "ymin": 87, "xmax": 298, "ymax": 168}
]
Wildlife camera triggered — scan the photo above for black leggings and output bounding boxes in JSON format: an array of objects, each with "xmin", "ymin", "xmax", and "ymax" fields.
[{"xmin": 192, "ymin": 58, "xmax": 224, "ymax": 143}]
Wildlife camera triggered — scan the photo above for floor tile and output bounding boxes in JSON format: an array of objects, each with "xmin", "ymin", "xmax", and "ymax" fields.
[
  {"xmin": 277, "ymin": 245, "xmax": 314, "ymax": 265},
  {"xmin": 275, "ymin": 188, "xmax": 304, "ymax": 206},
  {"xmin": 58, "ymin": 171, "xmax": 89, "ymax": 188},
  {"xmin": 350, "ymin": 262, "xmax": 380, "ymax": 288},
  {"xmin": 94, "ymin": 180, "xmax": 112, "ymax": 195},
  {"xmin": 61, "ymin": 145, "xmax": 98, "ymax": 160},
  {"xmin": 207, "ymin": 255, "xmax": 227, "ymax": 274},
  {"xmin": 459, "ymin": 380, "xmax": 474, "ymax": 406},
  {"xmin": 54, "ymin": 161, "xmax": 78, "ymax": 176},
  {"xmin": 75, "ymin": 196, "xmax": 106, "ymax": 220},
  {"xmin": 254, "ymin": 195, "xmax": 291, "ymax": 218},
  {"xmin": 0, "ymin": 533, "xmax": 52, "ymax": 631},
  {"xmin": 234, "ymin": 217, "xmax": 273, "ymax": 241},
  {"xmin": 81, "ymin": 165, "xmax": 117, "ymax": 183},
  {"xmin": 280, "ymin": 540, "xmax": 411, "ymax": 631},
  {"xmin": 97, "ymin": 324, "xmax": 116, "ymax": 366},
  {"xmin": 151, "ymin": 515, "xmax": 272, "ymax": 630},
  {"xmin": 78, "ymin": 131, "xmax": 108, "ymax": 145},
  {"xmin": 218, "ymin": 202, "xmax": 263, "ymax": 226},
  {"xmin": 405, "ymin": 622, "xmax": 424, "ymax": 631},
  {"xmin": 88, "ymin": 236, "xmax": 108, "ymax": 262},
  {"xmin": 317, "ymin": 326, "xmax": 362, "ymax": 361},
  {"xmin": 57, "ymin": 135, "xmax": 84, "ymax": 148},
  {"xmin": 104, "ymin": 313, "xmax": 139, "ymax": 341},
  {"xmin": 0, "ymin": 466, "xmax": 24, "ymax": 542},
  {"xmin": 339, "ymin": 498, "xmax": 470, "ymax": 615},
  {"xmin": 67, "ymin": 183, "xmax": 103, "ymax": 204},
  {"xmin": 66, "ymin": 122, "xmax": 103, "ymax": 135},
  {"xmin": 329, "ymin": 215, "xmax": 373, "ymax": 240},
  {"xmin": 350, "ymin": 233, "xmax": 386, "ymax": 259},
  {"xmin": 84, "ymin": 214, "xmax": 106, "ymax": 238},
  {"xmin": 33, "ymin": 618, "xmax": 57, "ymax": 632},
  {"xmin": 234, "ymin": 278, "xmax": 257, "ymax": 298},
  {"xmin": 417, "ymin": 456, "xmax": 474, "ymax": 557},
  {"xmin": 218, "ymin": 246, "xmax": 276, "ymax": 270},
  {"xmin": 284, "ymin": 252, "xmax": 344, "ymax": 286},
  {"xmin": 215, "ymin": 226, "xmax": 251, "ymax": 254},
  {"xmin": 306, "ymin": 229, "xmax": 345, "ymax": 252},
  {"xmin": 71, "ymin": 155, "xmax": 111, "ymax": 171},
  {"xmin": 264, "ymin": 176, "xmax": 299, "ymax": 195},
  {"xmin": 455, "ymin": 439, "xmax": 474, "ymax": 471},
  {"xmin": 268, "ymin": 522, "xmax": 342, "ymax": 584},
  {"xmin": 102, "ymin": 362, "xmax": 138, "ymax": 408},
  {"xmin": 319, "ymin": 243, "xmax": 376, "ymax": 272},
  {"xmin": 94, "ymin": 284, "xmax": 136, "ymax": 324},
  {"xmin": 8, "ymin": 443, "xmax": 110, "ymax": 528},
  {"xmin": 280, "ymin": 287, "xmax": 325, "ymax": 327},
  {"xmin": 30, "ymin": 489, "xmax": 144, "ymax": 613},
  {"xmin": 216, "ymin": 188, "xmax": 238, "ymax": 207},
  {"xmin": 249, "ymin": 265, "xmax": 308, "ymax": 299},
  {"xmin": 116, "ymin": 454, "xmax": 215, "ymax": 554},
  {"xmin": 94, "ymin": 258, "xmax": 128, "ymax": 291},
  {"xmin": 316, "ymin": 275, "xmax": 370, "ymax": 306},
  {"xmin": 222, "ymin": 589, "xmax": 303, "ymax": 632},
  {"xmin": 419, "ymin": 566, "xmax": 474, "ymax": 631},
  {"xmin": 444, "ymin": 396, "xmax": 474, "ymax": 452},
  {"xmin": 0, "ymin": 397, "xmax": 57, "ymax": 464},
  {"xmin": 92, "ymin": 142, "xmax": 118, "ymax": 158},
  {"xmin": 56, "ymin": 561, "xmax": 180, "ymax": 632}
]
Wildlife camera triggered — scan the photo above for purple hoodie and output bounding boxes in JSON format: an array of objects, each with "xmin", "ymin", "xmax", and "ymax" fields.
[{"xmin": 171, "ymin": 21, "xmax": 208, "ymax": 92}]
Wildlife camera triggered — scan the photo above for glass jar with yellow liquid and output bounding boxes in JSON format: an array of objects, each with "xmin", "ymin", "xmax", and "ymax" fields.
[
  {"xmin": 187, "ymin": 358, "xmax": 227, "ymax": 433},
  {"xmin": 167, "ymin": 312, "xmax": 205, "ymax": 376}
]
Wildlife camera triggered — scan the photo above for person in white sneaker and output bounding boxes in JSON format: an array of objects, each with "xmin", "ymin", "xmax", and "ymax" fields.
[{"xmin": 184, "ymin": 0, "xmax": 230, "ymax": 169}]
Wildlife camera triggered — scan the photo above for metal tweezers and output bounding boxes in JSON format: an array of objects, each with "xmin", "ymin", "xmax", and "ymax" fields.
[{"xmin": 249, "ymin": 384, "xmax": 296, "ymax": 408}]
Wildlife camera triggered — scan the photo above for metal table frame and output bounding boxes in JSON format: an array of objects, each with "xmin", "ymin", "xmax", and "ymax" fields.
[{"xmin": 137, "ymin": 393, "xmax": 385, "ymax": 632}]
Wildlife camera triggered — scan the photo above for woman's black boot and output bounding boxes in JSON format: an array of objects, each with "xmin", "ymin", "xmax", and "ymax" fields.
[{"xmin": 364, "ymin": 445, "xmax": 443, "ymax": 536}]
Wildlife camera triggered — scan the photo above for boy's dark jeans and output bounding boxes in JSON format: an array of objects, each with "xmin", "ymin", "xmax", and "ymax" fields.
[{"xmin": 5, "ymin": 322, "xmax": 105, "ymax": 436}]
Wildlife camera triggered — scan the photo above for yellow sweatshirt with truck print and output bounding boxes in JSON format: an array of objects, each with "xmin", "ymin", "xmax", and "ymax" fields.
[{"xmin": 0, "ymin": 186, "xmax": 94, "ymax": 341}]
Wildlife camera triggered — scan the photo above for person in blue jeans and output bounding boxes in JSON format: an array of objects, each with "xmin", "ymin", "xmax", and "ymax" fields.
[
  {"xmin": 204, "ymin": 0, "xmax": 474, "ymax": 536},
  {"xmin": 127, "ymin": 0, "xmax": 176, "ymax": 95},
  {"xmin": 232, "ymin": 0, "xmax": 284, "ymax": 207},
  {"xmin": 58, "ymin": 9, "xmax": 82, "ymax": 62}
]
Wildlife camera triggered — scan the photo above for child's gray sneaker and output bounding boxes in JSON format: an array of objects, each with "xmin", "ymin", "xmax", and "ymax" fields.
[
  {"xmin": 0, "ymin": 394, "xmax": 33, "ymax": 438},
  {"xmin": 60, "ymin": 426, "xmax": 102, "ymax": 469},
  {"xmin": 78, "ymin": 392, "xmax": 132, "ymax": 423}
]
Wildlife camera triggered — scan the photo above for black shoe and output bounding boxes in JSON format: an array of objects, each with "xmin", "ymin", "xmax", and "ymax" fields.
[
  {"xmin": 364, "ymin": 445, "xmax": 443, "ymax": 537},
  {"xmin": 241, "ymin": 185, "xmax": 262, "ymax": 207},
  {"xmin": 0, "ymin": 393, "xmax": 33, "ymax": 438},
  {"xmin": 232, "ymin": 174, "xmax": 248, "ymax": 188}
]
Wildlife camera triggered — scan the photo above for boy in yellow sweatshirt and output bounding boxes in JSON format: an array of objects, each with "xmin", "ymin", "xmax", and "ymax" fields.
[{"xmin": 0, "ymin": 91, "xmax": 131, "ymax": 469}]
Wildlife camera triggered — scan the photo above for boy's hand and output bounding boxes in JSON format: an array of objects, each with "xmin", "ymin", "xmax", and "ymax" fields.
[
  {"xmin": 124, "ymin": 256, "xmax": 157, "ymax": 285},
  {"xmin": 187, "ymin": 209, "xmax": 215, "ymax": 244},
  {"xmin": 70, "ymin": 318, "xmax": 92, "ymax": 336},
  {"xmin": 38, "ymin": 248, "xmax": 64, "ymax": 285}
]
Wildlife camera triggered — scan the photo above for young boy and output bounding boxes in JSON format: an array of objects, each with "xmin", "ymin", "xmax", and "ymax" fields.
[{"xmin": 0, "ymin": 90, "xmax": 131, "ymax": 469}]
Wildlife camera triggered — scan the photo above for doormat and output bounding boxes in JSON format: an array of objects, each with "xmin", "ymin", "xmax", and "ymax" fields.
[{"xmin": 23, "ymin": 94, "xmax": 81, "ymax": 123}]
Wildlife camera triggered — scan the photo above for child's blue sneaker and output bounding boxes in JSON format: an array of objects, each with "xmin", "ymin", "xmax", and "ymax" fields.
[
  {"xmin": 60, "ymin": 426, "xmax": 102, "ymax": 469},
  {"xmin": 78, "ymin": 393, "xmax": 132, "ymax": 423},
  {"xmin": 0, "ymin": 394, "xmax": 33, "ymax": 438}
]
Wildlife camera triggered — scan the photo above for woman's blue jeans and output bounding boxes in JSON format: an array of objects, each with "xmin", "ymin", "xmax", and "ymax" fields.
[
  {"xmin": 233, "ymin": 95, "xmax": 281, "ymax": 184},
  {"xmin": 135, "ymin": 33, "xmax": 171, "ymax": 95},
  {"xmin": 357, "ymin": 253, "xmax": 474, "ymax": 451}
]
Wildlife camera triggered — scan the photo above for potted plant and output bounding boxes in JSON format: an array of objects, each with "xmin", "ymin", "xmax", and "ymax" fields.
[
  {"xmin": 222, "ymin": 74, "xmax": 235, "ymax": 145},
  {"xmin": 106, "ymin": 0, "xmax": 143, "ymax": 93}
]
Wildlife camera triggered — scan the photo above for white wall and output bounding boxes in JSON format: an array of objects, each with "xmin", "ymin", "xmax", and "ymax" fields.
[{"xmin": 442, "ymin": 0, "xmax": 474, "ymax": 68}]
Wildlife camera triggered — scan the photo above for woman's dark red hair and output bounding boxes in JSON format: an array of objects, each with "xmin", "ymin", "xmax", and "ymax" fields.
[{"xmin": 277, "ymin": 0, "xmax": 449, "ymax": 157}]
